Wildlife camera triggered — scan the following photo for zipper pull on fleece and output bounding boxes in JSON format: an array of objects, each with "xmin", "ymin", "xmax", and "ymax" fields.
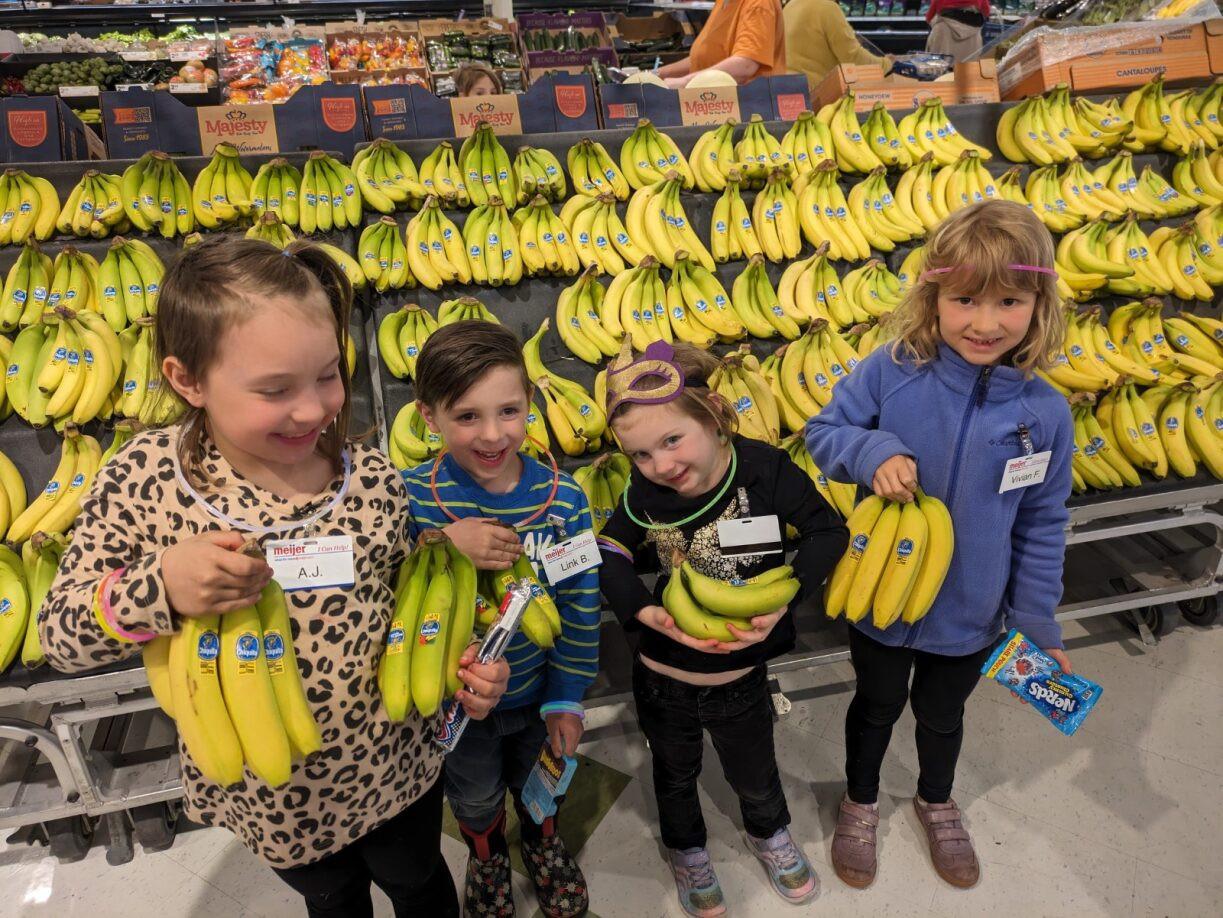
[{"xmin": 975, "ymin": 366, "xmax": 994, "ymax": 407}]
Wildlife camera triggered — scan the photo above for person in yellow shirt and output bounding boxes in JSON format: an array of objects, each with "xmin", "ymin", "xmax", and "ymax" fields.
[
  {"xmin": 783, "ymin": 0, "xmax": 888, "ymax": 92},
  {"xmin": 657, "ymin": 0, "xmax": 786, "ymax": 86}
]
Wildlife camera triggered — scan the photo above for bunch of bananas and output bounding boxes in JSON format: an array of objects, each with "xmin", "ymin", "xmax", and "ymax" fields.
[
  {"xmin": 1147, "ymin": 224, "xmax": 1221, "ymax": 302},
  {"xmin": 357, "ymin": 217, "xmax": 414, "ymax": 293},
  {"xmin": 818, "ymin": 91, "xmax": 886, "ymax": 174},
  {"xmin": 95, "ymin": 237, "xmax": 165, "ymax": 332},
  {"xmin": 0, "ymin": 533, "xmax": 67, "ymax": 673},
  {"xmin": 855, "ymin": 316, "xmax": 893, "ymax": 357},
  {"xmin": 524, "ymin": 322, "xmax": 608, "ymax": 455},
  {"xmin": 825, "ymin": 491, "xmax": 953, "ymax": 628},
  {"xmin": 561, "ymin": 192, "xmax": 640, "ymax": 275},
  {"xmin": 998, "ymin": 87, "xmax": 1128, "ymax": 165},
  {"xmin": 246, "ymin": 211, "xmax": 297, "ymax": 248},
  {"xmin": 481, "ymin": 550, "xmax": 562, "ymax": 648},
  {"xmin": 513, "ymin": 145, "xmax": 569, "ymax": 204},
  {"xmin": 379, "ymin": 531, "xmax": 479, "ymax": 720},
  {"xmin": 710, "ymin": 171, "xmax": 763, "ymax": 263},
  {"xmin": 778, "ymin": 242, "xmax": 854, "ymax": 329},
  {"xmin": 841, "ymin": 259, "xmax": 904, "ymax": 322},
  {"xmin": 190, "ymin": 143, "xmax": 253, "ymax": 230},
  {"xmin": 731, "ymin": 254, "xmax": 799, "ymax": 341},
  {"xmin": 249, "ymin": 157, "xmax": 303, "ymax": 225},
  {"xmin": 298, "ymin": 151, "xmax": 363, "ymax": 234},
  {"xmin": 735, "ymin": 114, "xmax": 789, "ymax": 188},
  {"xmin": 751, "ymin": 168, "xmax": 802, "ymax": 263},
  {"xmin": 115, "ymin": 319, "xmax": 187, "ymax": 426},
  {"xmin": 463, "ymin": 197, "xmax": 524, "ymax": 286},
  {"xmin": 620, "ymin": 118, "xmax": 694, "ymax": 190},
  {"xmin": 1069, "ymin": 393, "xmax": 1142, "ymax": 492},
  {"xmin": 573, "ymin": 451, "xmax": 630, "ymax": 534},
  {"xmin": 691, "ymin": 121, "xmax": 740, "ymax": 193},
  {"xmin": 459, "ymin": 123, "xmax": 518, "ymax": 208},
  {"xmin": 439, "ymin": 296, "xmax": 499, "ymax": 325},
  {"xmin": 7, "ymin": 426, "xmax": 100, "ymax": 542},
  {"xmin": 896, "ymin": 98, "xmax": 991, "ymax": 167},
  {"xmin": 708, "ymin": 349, "xmax": 780, "ymax": 444},
  {"xmin": 313, "ymin": 242, "xmax": 367, "ymax": 292},
  {"xmin": 1, "ymin": 241, "xmax": 53, "ymax": 331},
  {"xmin": 1122, "ymin": 75, "xmax": 1216, "ymax": 156},
  {"xmin": 388, "ymin": 400, "xmax": 444, "ymax": 470},
  {"xmin": 378, "ymin": 303, "xmax": 437, "ymax": 380},
  {"xmin": 847, "ymin": 165, "xmax": 924, "ymax": 250},
  {"xmin": 556, "ymin": 266, "xmax": 620, "ymax": 363},
  {"xmin": 46, "ymin": 246, "xmax": 100, "ymax": 317},
  {"xmin": 1172, "ymin": 141, "xmax": 1223, "ymax": 207},
  {"xmin": 762, "ymin": 345, "xmax": 817, "ymax": 436},
  {"xmin": 629, "ymin": 174, "xmax": 715, "ymax": 270},
  {"xmin": 781, "ymin": 111, "xmax": 835, "ymax": 178},
  {"xmin": 566, "ymin": 138, "xmax": 625, "ymax": 200},
  {"xmin": 778, "ymin": 433, "xmax": 856, "ymax": 515},
  {"xmin": 1041, "ymin": 159, "xmax": 1128, "ymax": 227},
  {"xmin": 55, "ymin": 169, "xmax": 125, "ymax": 239},
  {"xmin": 406, "ymin": 197, "xmax": 471, "ymax": 289},
  {"xmin": 353, "ymin": 138, "xmax": 426, "ymax": 214},
  {"xmin": 0, "ymin": 449, "xmax": 27, "ymax": 543},
  {"xmin": 662, "ymin": 548, "xmax": 799, "ymax": 640},
  {"xmin": 1091, "ymin": 152, "xmax": 1194, "ymax": 222},
  {"xmin": 794, "ymin": 160, "xmax": 871, "ymax": 261},
  {"xmin": 117, "ymin": 151, "xmax": 192, "ymax": 238},
  {"xmin": 145, "ymin": 559, "xmax": 321, "ymax": 788},
  {"xmin": 514, "ymin": 195, "xmax": 580, "ymax": 277},
  {"xmin": 863, "ymin": 102, "xmax": 912, "ymax": 169},
  {"xmin": 0, "ymin": 168, "xmax": 58, "ymax": 245},
  {"xmin": 772, "ymin": 318, "xmax": 862, "ymax": 416},
  {"xmin": 661, "ymin": 252, "xmax": 743, "ymax": 345},
  {"xmin": 419, "ymin": 140, "xmax": 469, "ymax": 206}
]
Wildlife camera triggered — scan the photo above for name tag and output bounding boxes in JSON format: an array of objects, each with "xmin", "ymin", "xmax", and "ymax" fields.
[
  {"xmin": 265, "ymin": 536, "xmax": 355, "ymax": 590},
  {"xmin": 999, "ymin": 451, "xmax": 1051, "ymax": 494},
  {"xmin": 717, "ymin": 515, "xmax": 782, "ymax": 558},
  {"xmin": 541, "ymin": 530, "xmax": 600, "ymax": 584}
]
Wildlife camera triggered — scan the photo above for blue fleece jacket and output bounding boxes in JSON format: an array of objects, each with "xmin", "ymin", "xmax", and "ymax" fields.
[{"xmin": 805, "ymin": 343, "xmax": 1073, "ymax": 655}]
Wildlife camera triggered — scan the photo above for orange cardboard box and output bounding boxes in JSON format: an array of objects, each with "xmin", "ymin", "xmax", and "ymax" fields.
[{"xmin": 812, "ymin": 60, "xmax": 999, "ymax": 113}]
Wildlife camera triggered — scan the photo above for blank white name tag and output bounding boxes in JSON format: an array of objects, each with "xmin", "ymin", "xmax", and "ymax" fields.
[
  {"xmin": 265, "ymin": 536, "xmax": 355, "ymax": 590},
  {"xmin": 999, "ymin": 451, "xmax": 1051, "ymax": 494},
  {"xmin": 717, "ymin": 515, "xmax": 783, "ymax": 558},
  {"xmin": 541, "ymin": 530, "xmax": 599, "ymax": 584}
]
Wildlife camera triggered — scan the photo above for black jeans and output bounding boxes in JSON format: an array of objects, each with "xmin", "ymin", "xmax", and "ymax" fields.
[
  {"xmin": 844, "ymin": 626, "xmax": 993, "ymax": 806},
  {"xmin": 633, "ymin": 658, "xmax": 790, "ymax": 850},
  {"xmin": 272, "ymin": 777, "xmax": 459, "ymax": 918}
]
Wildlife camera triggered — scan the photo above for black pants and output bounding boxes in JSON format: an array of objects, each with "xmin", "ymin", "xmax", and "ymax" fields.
[
  {"xmin": 272, "ymin": 777, "xmax": 459, "ymax": 918},
  {"xmin": 845, "ymin": 626, "xmax": 993, "ymax": 806},
  {"xmin": 633, "ymin": 658, "xmax": 790, "ymax": 850}
]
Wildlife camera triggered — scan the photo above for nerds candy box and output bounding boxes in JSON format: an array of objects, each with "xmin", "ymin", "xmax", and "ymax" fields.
[{"xmin": 981, "ymin": 630, "xmax": 1101, "ymax": 736}]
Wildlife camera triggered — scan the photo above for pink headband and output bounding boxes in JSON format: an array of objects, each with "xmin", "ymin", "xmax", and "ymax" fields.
[{"xmin": 919, "ymin": 264, "xmax": 1058, "ymax": 283}]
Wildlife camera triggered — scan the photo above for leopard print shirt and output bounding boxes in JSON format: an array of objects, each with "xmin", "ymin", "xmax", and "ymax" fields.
[{"xmin": 38, "ymin": 428, "xmax": 443, "ymax": 867}]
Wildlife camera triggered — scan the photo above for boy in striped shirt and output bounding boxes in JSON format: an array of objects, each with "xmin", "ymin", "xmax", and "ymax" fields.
[{"xmin": 405, "ymin": 321, "xmax": 600, "ymax": 918}]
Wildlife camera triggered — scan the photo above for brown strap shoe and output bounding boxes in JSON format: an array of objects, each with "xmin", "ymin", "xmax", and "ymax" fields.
[
  {"xmin": 831, "ymin": 796, "xmax": 879, "ymax": 889},
  {"xmin": 912, "ymin": 797, "xmax": 980, "ymax": 889}
]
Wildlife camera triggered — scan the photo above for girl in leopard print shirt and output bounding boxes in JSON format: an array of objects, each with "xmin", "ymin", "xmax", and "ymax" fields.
[{"xmin": 39, "ymin": 237, "xmax": 508, "ymax": 918}]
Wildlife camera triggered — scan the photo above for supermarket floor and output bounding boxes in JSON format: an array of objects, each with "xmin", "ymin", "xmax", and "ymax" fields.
[{"xmin": 3, "ymin": 613, "xmax": 1222, "ymax": 918}]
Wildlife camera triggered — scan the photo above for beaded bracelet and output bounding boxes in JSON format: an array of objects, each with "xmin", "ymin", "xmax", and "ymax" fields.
[
  {"xmin": 539, "ymin": 700, "xmax": 586, "ymax": 721},
  {"xmin": 93, "ymin": 568, "xmax": 156, "ymax": 644}
]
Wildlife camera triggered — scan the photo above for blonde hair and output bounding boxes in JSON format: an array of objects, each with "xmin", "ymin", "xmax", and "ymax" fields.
[
  {"xmin": 156, "ymin": 236, "xmax": 353, "ymax": 486},
  {"xmin": 888, "ymin": 200, "xmax": 1064, "ymax": 375},
  {"xmin": 608, "ymin": 343, "xmax": 738, "ymax": 439}
]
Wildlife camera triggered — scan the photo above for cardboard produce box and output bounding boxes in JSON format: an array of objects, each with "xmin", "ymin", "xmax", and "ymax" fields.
[
  {"xmin": 608, "ymin": 11, "xmax": 694, "ymax": 66},
  {"xmin": 1, "ymin": 96, "xmax": 105, "ymax": 162},
  {"xmin": 600, "ymin": 74, "xmax": 810, "ymax": 129},
  {"xmin": 812, "ymin": 61, "xmax": 999, "ymax": 112},
  {"xmin": 997, "ymin": 20, "xmax": 1219, "ymax": 100},
  {"xmin": 518, "ymin": 11, "xmax": 613, "ymax": 53}
]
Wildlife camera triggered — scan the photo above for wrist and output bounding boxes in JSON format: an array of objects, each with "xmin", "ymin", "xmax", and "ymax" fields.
[
  {"xmin": 540, "ymin": 701, "xmax": 585, "ymax": 721},
  {"xmin": 93, "ymin": 568, "xmax": 156, "ymax": 643}
]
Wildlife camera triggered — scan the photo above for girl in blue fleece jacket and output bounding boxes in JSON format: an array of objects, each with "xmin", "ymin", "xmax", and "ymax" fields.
[{"xmin": 806, "ymin": 200, "xmax": 1074, "ymax": 892}]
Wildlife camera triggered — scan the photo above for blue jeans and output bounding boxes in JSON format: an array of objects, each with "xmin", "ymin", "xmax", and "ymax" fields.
[{"xmin": 444, "ymin": 701, "xmax": 549, "ymax": 835}]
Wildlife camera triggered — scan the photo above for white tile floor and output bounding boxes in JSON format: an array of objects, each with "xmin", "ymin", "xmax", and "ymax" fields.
[{"xmin": 3, "ymin": 615, "xmax": 1222, "ymax": 918}]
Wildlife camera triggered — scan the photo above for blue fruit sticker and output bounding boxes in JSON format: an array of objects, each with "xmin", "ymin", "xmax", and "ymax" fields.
[{"xmin": 896, "ymin": 538, "xmax": 914, "ymax": 558}]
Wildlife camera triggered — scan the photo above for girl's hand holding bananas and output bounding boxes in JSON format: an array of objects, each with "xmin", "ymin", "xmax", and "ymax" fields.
[
  {"xmin": 873, "ymin": 454, "xmax": 919, "ymax": 503},
  {"xmin": 715, "ymin": 604, "xmax": 790, "ymax": 651},
  {"xmin": 442, "ymin": 517, "xmax": 523, "ymax": 570},
  {"xmin": 453, "ymin": 644, "xmax": 511, "ymax": 720},
  {"xmin": 635, "ymin": 604, "xmax": 731, "ymax": 654},
  {"xmin": 161, "ymin": 531, "xmax": 273, "ymax": 616}
]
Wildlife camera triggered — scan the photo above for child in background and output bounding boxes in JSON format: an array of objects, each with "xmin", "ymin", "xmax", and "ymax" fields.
[
  {"xmin": 597, "ymin": 341, "xmax": 847, "ymax": 917},
  {"xmin": 806, "ymin": 199, "xmax": 1074, "ymax": 890},
  {"xmin": 404, "ymin": 321, "xmax": 600, "ymax": 918},
  {"xmin": 39, "ymin": 237, "xmax": 509, "ymax": 917},
  {"xmin": 455, "ymin": 61, "xmax": 503, "ymax": 96}
]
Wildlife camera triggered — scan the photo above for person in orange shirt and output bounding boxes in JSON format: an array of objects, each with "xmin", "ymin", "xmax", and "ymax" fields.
[{"xmin": 657, "ymin": 0, "xmax": 786, "ymax": 87}]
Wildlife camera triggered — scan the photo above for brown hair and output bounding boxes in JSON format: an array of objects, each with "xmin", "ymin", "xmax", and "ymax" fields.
[
  {"xmin": 888, "ymin": 199, "xmax": 1064, "ymax": 375},
  {"xmin": 454, "ymin": 61, "xmax": 502, "ymax": 96},
  {"xmin": 156, "ymin": 236, "xmax": 353, "ymax": 486},
  {"xmin": 414, "ymin": 320, "xmax": 530, "ymax": 411},
  {"xmin": 608, "ymin": 343, "xmax": 738, "ymax": 440}
]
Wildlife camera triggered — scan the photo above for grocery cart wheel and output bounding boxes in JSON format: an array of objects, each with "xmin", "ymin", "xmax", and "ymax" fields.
[
  {"xmin": 1178, "ymin": 595, "xmax": 1219, "ymax": 627},
  {"xmin": 45, "ymin": 815, "xmax": 93, "ymax": 863},
  {"xmin": 131, "ymin": 801, "xmax": 179, "ymax": 853},
  {"xmin": 1129, "ymin": 604, "xmax": 1175, "ymax": 638}
]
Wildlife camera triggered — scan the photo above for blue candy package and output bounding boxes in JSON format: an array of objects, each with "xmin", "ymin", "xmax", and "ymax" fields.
[
  {"xmin": 520, "ymin": 744, "xmax": 578, "ymax": 825},
  {"xmin": 981, "ymin": 630, "xmax": 1102, "ymax": 736}
]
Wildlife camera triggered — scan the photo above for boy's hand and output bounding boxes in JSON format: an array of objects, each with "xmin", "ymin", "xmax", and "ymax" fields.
[
  {"xmin": 872, "ymin": 455, "xmax": 918, "ymax": 503},
  {"xmin": 444, "ymin": 517, "xmax": 522, "ymax": 570},
  {"xmin": 161, "ymin": 532, "xmax": 273, "ymax": 617},
  {"xmin": 454, "ymin": 643, "xmax": 509, "ymax": 719},
  {"xmin": 635, "ymin": 605, "xmax": 731, "ymax": 654},
  {"xmin": 545, "ymin": 712, "xmax": 584, "ymax": 758},
  {"xmin": 716, "ymin": 605, "xmax": 788, "ymax": 651}
]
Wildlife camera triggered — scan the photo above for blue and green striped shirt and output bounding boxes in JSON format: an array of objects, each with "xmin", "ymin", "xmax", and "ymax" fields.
[{"xmin": 403, "ymin": 454, "xmax": 601, "ymax": 710}]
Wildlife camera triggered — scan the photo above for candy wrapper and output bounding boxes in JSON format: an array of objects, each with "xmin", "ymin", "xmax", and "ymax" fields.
[{"xmin": 981, "ymin": 630, "xmax": 1101, "ymax": 736}]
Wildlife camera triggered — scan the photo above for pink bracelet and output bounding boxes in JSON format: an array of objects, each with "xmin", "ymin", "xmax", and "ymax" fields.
[{"xmin": 99, "ymin": 568, "xmax": 157, "ymax": 643}]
